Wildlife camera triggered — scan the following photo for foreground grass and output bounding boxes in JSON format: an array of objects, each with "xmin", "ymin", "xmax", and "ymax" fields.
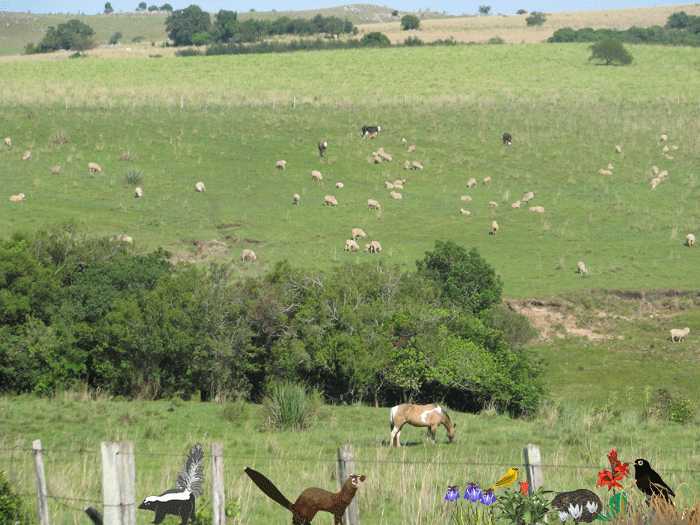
[{"xmin": 0, "ymin": 394, "xmax": 697, "ymax": 525}]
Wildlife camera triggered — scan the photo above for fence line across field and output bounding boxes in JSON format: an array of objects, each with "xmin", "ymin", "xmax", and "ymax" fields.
[{"xmin": 19, "ymin": 440, "xmax": 552, "ymax": 525}]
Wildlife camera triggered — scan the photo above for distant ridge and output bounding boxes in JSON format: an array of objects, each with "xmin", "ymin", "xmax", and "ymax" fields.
[{"xmin": 237, "ymin": 4, "xmax": 453, "ymax": 24}]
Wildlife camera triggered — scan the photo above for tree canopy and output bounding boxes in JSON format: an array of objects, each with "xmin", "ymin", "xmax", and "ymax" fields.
[
  {"xmin": 589, "ymin": 37, "xmax": 633, "ymax": 65},
  {"xmin": 401, "ymin": 14, "xmax": 420, "ymax": 30},
  {"xmin": 32, "ymin": 19, "xmax": 95, "ymax": 53},
  {"xmin": 165, "ymin": 4, "xmax": 211, "ymax": 46}
]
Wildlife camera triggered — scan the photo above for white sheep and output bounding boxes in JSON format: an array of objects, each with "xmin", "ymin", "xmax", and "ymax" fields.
[
  {"xmin": 460, "ymin": 209, "xmax": 471, "ymax": 215},
  {"xmin": 324, "ymin": 195, "xmax": 338, "ymax": 206},
  {"xmin": 483, "ymin": 176, "xmax": 492, "ymax": 185},
  {"xmin": 114, "ymin": 234, "xmax": 133, "ymax": 243},
  {"xmin": 665, "ymin": 154, "xmax": 674, "ymax": 160},
  {"xmin": 660, "ymin": 134, "xmax": 667, "ymax": 142},
  {"xmin": 491, "ymin": 221, "xmax": 498, "ymax": 235},
  {"xmin": 467, "ymin": 178, "xmax": 477, "ymax": 188},
  {"xmin": 577, "ymin": 261, "xmax": 587, "ymax": 274},
  {"xmin": 241, "ymin": 249, "xmax": 257, "ymax": 262},
  {"xmin": 378, "ymin": 150, "xmax": 392, "ymax": 162},
  {"xmin": 686, "ymin": 233, "xmax": 695, "ymax": 247},
  {"xmin": 293, "ymin": 193, "xmax": 300, "ymax": 205},
  {"xmin": 393, "ymin": 183, "xmax": 404, "ymax": 190},
  {"xmin": 365, "ymin": 240, "xmax": 382, "ymax": 253},
  {"xmin": 134, "ymin": 187, "xmax": 143, "ymax": 198},
  {"xmin": 22, "ymin": 151, "xmax": 31, "ymax": 161},
  {"xmin": 344, "ymin": 239, "xmax": 360, "ymax": 251},
  {"xmin": 195, "ymin": 181, "xmax": 206, "ymax": 192},
  {"xmin": 599, "ymin": 169, "xmax": 612, "ymax": 175},
  {"xmin": 373, "ymin": 154, "xmax": 382, "ymax": 164},
  {"xmin": 607, "ymin": 164, "xmax": 614, "ymax": 170},
  {"xmin": 659, "ymin": 170, "xmax": 668, "ymax": 178},
  {"xmin": 460, "ymin": 195, "xmax": 472, "ymax": 202},
  {"xmin": 662, "ymin": 145, "xmax": 669, "ymax": 153},
  {"xmin": 336, "ymin": 182, "xmax": 344, "ymax": 188},
  {"xmin": 411, "ymin": 161, "xmax": 423, "ymax": 170},
  {"xmin": 311, "ymin": 170, "xmax": 323, "ymax": 181},
  {"xmin": 671, "ymin": 145, "xmax": 678, "ymax": 151},
  {"xmin": 523, "ymin": 191, "xmax": 534, "ymax": 203},
  {"xmin": 352, "ymin": 228, "xmax": 367, "ymax": 240},
  {"xmin": 276, "ymin": 160, "xmax": 286, "ymax": 170},
  {"xmin": 511, "ymin": 200, "xmax": 521, "ymax": 209},
  {"xmin": 385, "ymin": 181, "xmax": 394, "ymax": 189},
  {"xmin": 670, "ymin": 327, "xmax": 690, "ymax": 342},
  {"xmin": 88, "ymin": 162, "xmax": 102, "ymax": 172},
  {"xmin": 3, "ymin": 137, "xmax": 10, "ymax": 147},
  {"xmin": 9, "ymin": 193, "xmax": 25, "ymax": 201},
  {"xmin": 529, "ymin": 206, "xmax": 545, "ymax": 212},
  {"xmin": 407, "ymin": 145, "xmax": 416, "ymax": 154},
  {"xmin": 390, "ymin": 191, "xmax": 402, "ymax": 200},
  {"xmin": 393, "ymin": 179, "xmax": 406, "ymax": 187},
  {"xmin": 650, "ymin": 177, "xmax": 661, "ymax": 189},
  {"xmin": 488, "ymin": 201, "xmax": 498, "ymax": 207},
  {"xmin": 651, "ymin": 166, "xmax": 659, "ymax": 175},
  {"xmin": 404, "ymin": 160, "xmax": 410, "ymax": 170},
  {"xmin": 615, "ymin": 145, "xmax": 622, "ymax": 153},
  {"xmin": 367, "ymin": 199, "xmax": 381, "ymax": 210}
]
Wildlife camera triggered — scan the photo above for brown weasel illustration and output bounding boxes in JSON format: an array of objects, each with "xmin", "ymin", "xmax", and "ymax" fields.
[{"xmin": 244, "ymin": 467, "xmax": 367, "ymax": 524}]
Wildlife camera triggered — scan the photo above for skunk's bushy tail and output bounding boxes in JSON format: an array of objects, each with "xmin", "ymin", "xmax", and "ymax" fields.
[{"xmin": 176, "ymin": 444, "xmax": 204, "ymax": 496}]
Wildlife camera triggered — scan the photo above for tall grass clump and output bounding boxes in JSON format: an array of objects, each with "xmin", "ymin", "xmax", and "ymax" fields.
[
  {"xmin": 49, "ymin": 128, "xmax": 69, "ymax": 145},
  {"xmin": 123, "ymin": 168, "xmax": 143, "ymax": 185},
  {"xmin": 260, "ymin": 382, "xmax": 321, "ymax": 431}
]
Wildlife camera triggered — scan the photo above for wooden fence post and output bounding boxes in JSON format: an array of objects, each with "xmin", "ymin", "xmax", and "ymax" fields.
[
  {"xmin": 211, "ymin": 443, "xmax": 225, "ymax": 525},
  {"xmin": 523, "ymin": 444, "xmax": 544, "ymax": 495},
  {"xmin": 32, "ymin": 439, "xmax": 50, "ymax": 525},
  {"xmin": 337, "ymin": 445, "xmax": 360, "ymax": 525},
  {"xmin": 101, "ymin": 442, "xmax": 136, "ymax": 525}
]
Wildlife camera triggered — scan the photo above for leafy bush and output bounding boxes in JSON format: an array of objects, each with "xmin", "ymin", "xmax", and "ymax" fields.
[
  {"xmin": 525, "ymin": 11, "xmax": 547, "ymax": 26},
  {"xmin": 175, "ymin": 47, "xmax": 203, "ymax": 56},
  {"xmin": 589, "ymin": 37, "xmax": 633, "ymax": 65},
  {"xmin": 517, "ymin": 9, "xmax": 528, "ymax": 14},
  {"xmin": 261, "ymin": 382, "xmax": 322, "ymax": 431},
  {"xmin": 0, "ymin": 470, "xmax": 27, "ymax": 525},
  {"xmin": 401, "ymin": 14, "xmax": 420, "ymax": 30},
  {"xmin": 650, "ymin": 389, "xmax": 695, "ymax": 423},
  {"xmin": 109, "ymin": 32, "xmax": 122, "ymax": 45},
  {"xmin": 360, "ymin": 32, "xmax": 391, "ymax": 47},
  {"xmin": 403, "ymin": 35, "xmax": 423, "ymax": 46},
  {"xmin": 483, "ymin": 305, "xmax": 539, "ymax": 349},
  {"xmin": 36, "ymin": 19, "xmax": 95, "ymax": 53},
  {"xmin": 132, "ymin": 35, "xmax": 145, "ymax": 43},
  {"xmin": 487, "ymin": 36, "xmax": 505, "ymax": 44}
]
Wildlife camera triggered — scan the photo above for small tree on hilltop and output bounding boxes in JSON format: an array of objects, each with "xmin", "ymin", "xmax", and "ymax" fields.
[
  {"xmin": 525, "ymin": 11, "xmax": 546, "ymax": 26},
  {"xmin": 401, "ymin": 14, "xmax": 420, "ymax": 30},
  {"xmin": 104, "ymin": 2, "xmax": 114, "ymax": 13},
  {"xmin": 478, "ymin": 5, "xmax": 491, "ymax": 15},
  {"xmin": 516, "ymin": 9, "xmax": 527, "ymax": 14},
  {"xmin": 589, "ymin": 37, "xmax": 633, "ymax": 65},
  {"xmin": 137, "ymin": 1, "xmax": 147, "ymax": 10}
]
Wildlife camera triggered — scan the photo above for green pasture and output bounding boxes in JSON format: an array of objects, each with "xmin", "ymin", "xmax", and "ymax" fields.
[{"xmin": 1, "ymin": 394, "xmax": 698, "ymax": 525}]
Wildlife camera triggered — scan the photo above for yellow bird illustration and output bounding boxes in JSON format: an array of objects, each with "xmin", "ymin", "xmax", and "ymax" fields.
[{"xmin": 488, "ymin": 467, "xmax": 518, "ymax": 490}]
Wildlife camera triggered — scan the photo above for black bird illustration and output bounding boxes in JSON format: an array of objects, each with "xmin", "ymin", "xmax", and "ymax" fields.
[{"xmin": 633, "ymin": 459, "xmax": 675, "ymax": 503}]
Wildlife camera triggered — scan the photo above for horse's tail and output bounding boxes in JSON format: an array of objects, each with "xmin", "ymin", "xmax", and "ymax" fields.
[{"xmin": 390, "ymin": 405, "xmax": 398, "ymax": 430}]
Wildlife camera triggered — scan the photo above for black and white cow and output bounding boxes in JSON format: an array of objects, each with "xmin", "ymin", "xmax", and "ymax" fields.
[
  {"xmin": 362, "ymin": 126, "xmax": 381, "ymax": 139},
  {"xmin": 318, "ymin": 140, "xmax": 328, "ymax": 156},
  {"xmin": 503, "ymin": 132, "xmax": 512, "ymax": 146}
]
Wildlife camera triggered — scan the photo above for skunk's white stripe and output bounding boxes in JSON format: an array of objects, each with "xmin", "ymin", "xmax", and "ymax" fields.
[{"xmin": 144, "ymin": 490, "xmax": 191, "ymax": 503}]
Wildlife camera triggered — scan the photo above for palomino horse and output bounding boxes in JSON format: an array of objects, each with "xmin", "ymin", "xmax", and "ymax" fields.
[{"xmin": 389, "ymin": 403, "xmax": 456, "ymax": 447}]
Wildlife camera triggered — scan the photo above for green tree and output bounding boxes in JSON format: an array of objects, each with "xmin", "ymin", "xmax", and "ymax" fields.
[
  {"xmin": 666, "ymin": 11, "xmax": 689, "ymax": 29},
  {"xmin": 148, "ymin": 4, "xmax": 158, "ymax": 11},
  {"xmin": 400, "ymin": 14, "xmax": 420, "ymax": 30},
  {"xmin": 516, "ymin": 9, "xmax": 527, "ymax": 14},
  {"xmin": 211, "ymin": 9, "xmax": 238, "ymax": 43},
  {"xmin": 165, "ymin": 4, "xmax": 211, "ymax": 46},
  {"xmin": 416, "ymin": 241, "xmax": 503, "ymax": 314},
  {"xmin": 137, "ymin": 1, "xmax": 147, "ymax": 10},
  {"xmin": 391, "ymin": 10, "xmax": 398, "ymax": 16},
  {"xmin": 525, "ymin": 11, "xmax": 546, "ymax": 26},
  {"xmin": 37, "ymin": 19, "xmax": 95, "ymax": 52},
  {"xmin": 109, "ymin": 31, "xmax": 122, "ymax": 44},
  {"xmin": 104, "ymin": 2, "xmax": 114, "ymax": 13},
  {"xmin": 360, "ymin": 31, "xmax": 391, "ymax": 46},
  {"xmin": 589, "ymin": 37, "xmax": 633, "ymax": 65},
  {"xmin": 160, "ymin": 3, "xmax": 173, "ymax": 11},
  {"xmin": 478, "ymin": 5, "xmax": 491, "ymax": 15}
]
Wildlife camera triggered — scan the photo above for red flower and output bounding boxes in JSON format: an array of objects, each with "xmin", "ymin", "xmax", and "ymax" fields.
[
  {"xmin": 520, "ymin": 481, "xmax": 529, "ymax": 496},
  {"xmin": 597, "ymin": 449, "xmax": 630, "ymax": 492},
  {"xmin": 607, "ymin": 449, "xmax": 618, "ymax": 466}
]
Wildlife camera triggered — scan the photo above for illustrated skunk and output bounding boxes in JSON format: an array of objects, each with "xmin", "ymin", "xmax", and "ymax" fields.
[{"xmin": 139, "ymin": 444, "xmax": 204, "ymax": 525}]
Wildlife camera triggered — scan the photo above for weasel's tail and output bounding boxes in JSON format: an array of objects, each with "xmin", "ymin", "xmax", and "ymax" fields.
[{"xmin": 244, "ymin": 468, "xmax": 294, "ymax": 511}]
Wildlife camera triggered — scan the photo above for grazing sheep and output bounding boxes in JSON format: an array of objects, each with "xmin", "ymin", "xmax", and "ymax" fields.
[
  {"xmin": 195, "ymin": 181, "xmax": 206, "ymax": 192},
  {"xmin": 368, "ymin": 240, "xmax": 382, "ymax": 252},
  {"xmin": 364, "ymin": 243, "xmax": 371, "ymax": 252},
  {"xmin": 488, "ymin": 201, "xmax": 498, "ymax": 207},
  {"xmin": 324, "ymin": 195, "xmax": 338, "ymax": 206},
  {"xmin": 411, "ymin": 161, "xmax": 423, "ymax": 170},
  {"xmin": 22, "ymin": 151, "xmax": 31, "ymax": 161},
  {"xmin": 404, "ymin": 160, "xmax": 410, "ymax": 170},
  {"xmin": 491, "ymin": 221, "xmax": 499, "ymax": 235},
  {"xmin": 241, "ymin": 249, "xmax": 257, "ymax": 262},
  {"xmin": 599, "ymin": 169, "xmax": 612, "ymax": 175},
  {"xmin": 9, "ymin": 193, "xmax": 25, "ymax": 201},
  {"xmin": 460, "ymin": 209, "xmax": 471, "ymax": 215},
  {"xmin": 344, "ymin": 239, "xmax": 360, "ymax": 251},
  {"xmin": 577, "ymin": 261, "xmax": 587, "ymax": 274},
  {"xmin": 88, "ymin": 162, "xmax": 102, "ymax": 172},
  {"xmin": 311, "ymin": 170, "xmax": 323, "ymax": 181},
  {"xmin": 367, "ymin": 199, "xmax": 381, "ymax": 210},
  {"xmin": 393, "ymin": 183, "xmax": 403, "ymax": 189},
  {"xmin": 615, "ymin": 145, "xmax": 622, "ymax": 153},
  {"xmin": 670, "ymin": 327, "xmax": 690, "ymax": 342},
  {"xmin": 318, "ymin": 140, "xmax": 328, "ymax": 157},
  {"xmin": 671, "ymin": 145, "xmax": 678, "ymax": 151},
  {"xmin": 662, "ymin": 145, "xmax": 669, "ymax": 153},
  {"xmin": 503, "ymin": 132, "xmax": 512, "ymax": 146},
  {"xmin": 336, "ymin": 182, "xmax": 344, "ymax": 188},
  {"xmin": 380, "ymin": 152, "xmax": 393, "ymax": 162},
  {"xmin": 276, "ymin": 160, "xmax": 286, "ymax": 170},
  {"xmin": 352, "ymin": 228, "xmax": 367, "ymax": 241},
  {"xmin": 607, "ymin": 164, "xmax": 613, "ymax": 170},
  {"xmin": 659, "ymin": 170, "xmax": 668, "ymax": 178},
  {"xmin": 665, "ymin": 154, "xmax": 674, "ymax": 160},
  {"xmin": 393, "ymin": 179, "xmax": 406, "ymax": 186},
  {"xmin": 660, "ymin": 134, "xmax": 667, "ymax": 142},
  {"xmin": 390, "ymin": 191, "xmax": 402, "ymax": 200},
  {"xmin": 134, "ymin": 187, "xmax": 143, "ymax": 198},
  {"xmin": 114, "ymin": 234, "xmax": 133, "ymax": 243},
  {"xmin": 650, "ymin": 177, "xmax": 661, "ymax": 189},
  {"xmin": 385, "ymin": 181, "xmax": 394, "ymax": 189},
  {"xmin": 373, "ymin": 154, "xmax": 382, "ymax": 164},
  {"xmin": 293, "ymin": 193, "xmax": 300, "ymax": 205},
  {"xmin": 3, "ymin": 137, "xmax": 10, "ymax": 147},
  {"xmin": 523, "ymin": 191, "xmax": 534, "ymax": 203},
  {"xmin": 511, "ymin": 200, "xmax": 521, "ymax": 208},
  {"xmin": 686, "ymin": 233, "xmax": 695, "ymax": 247},
  {"xmin": 460, "ymin": 195, "xmax": 472, "ymax": 202},
  {"xmin": 651, "ymin": 166, "xmax": 659, "ymax": 175},
  {"xmin": 407, "ymin": 145, "xmax": 416, "ymax": 154},
  {"xmin": 529, "ymin": 206, "xmax": 545, "ymax": 212},
  {"xmin": 467, "ymin": 178, "xmax": 477, "ymax": 188},
  {"xmin": 483, "ymin": 176, "xmax": 492, "ymax": 185}
]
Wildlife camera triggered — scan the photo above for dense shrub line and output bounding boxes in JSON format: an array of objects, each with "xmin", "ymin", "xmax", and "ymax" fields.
[{"xmin": 0, "ymin": 227, "xmax": 545, "ymax": 415}]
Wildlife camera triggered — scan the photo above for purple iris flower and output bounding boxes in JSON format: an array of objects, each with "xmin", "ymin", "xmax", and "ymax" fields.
[
  {"xmin": 480, "ymin": 488, "xmax": 496, "ymax": 505},
  {"xmin": 445, "ymin": 485, "xmax": 460, "ymax": 502},
  {"xmin": 465, "ymin": 482, "xmax": 482, "ymax": 503}
]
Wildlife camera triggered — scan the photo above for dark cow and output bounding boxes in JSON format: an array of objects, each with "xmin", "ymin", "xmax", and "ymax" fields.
[
  {"xmin": 503, "ymin": 132, "xmax": 512, "ymax": 146},
  {"xmin": 362, "ymin": 126, "xmax": 381, "ymax": 138},
  {"xmin": 318, "ymin": 140, "xmax": 328, "ymax": 157}
]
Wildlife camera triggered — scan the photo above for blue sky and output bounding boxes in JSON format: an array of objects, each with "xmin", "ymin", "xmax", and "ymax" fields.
[{"xmin": 0, "ymin": 0, "xmax": 688, "ymax": 17}]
